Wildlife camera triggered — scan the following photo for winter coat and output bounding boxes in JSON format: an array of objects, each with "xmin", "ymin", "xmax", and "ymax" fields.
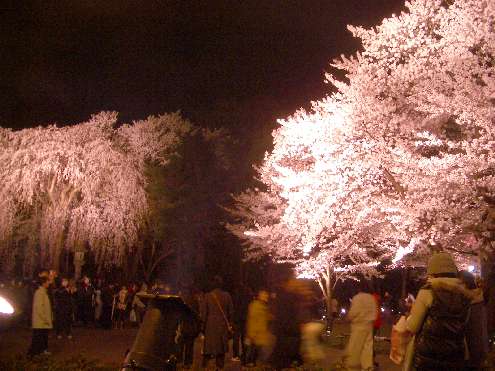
[
  {"xmin": 344, "ymin": 292, "xmax": 377, "ymax": 371},
  {"xmin": 373, "ymin": 293, "xmax": 382, "ymax": 329},
  {"xmin": 270, "ymin": 279, "xmax": 312, "ymax": 369},
  {"xmin": 246, "ymin": 299, "xmax": 273, "ymax": 347},
  {"xmin": 32, "ymin": 286, "xmax": 53, "ymax": 329},
  {"xmin": 179, "ymin": 292, "xmax": 201, "ymax": 338},
  {"xmin": 201, "ymin": 288, "xmax": 234, "ymax": 355},
  {"xmin": 101, "ymin": 286, "xmax": 115, "ymax": 308},
  {"xmin": 78, "ymin": 284, "xmax": 94, "ymax": 306},
  {"xmin": 54, "ymin": 288, "xmax": 73, "ymax": 322},
  {"xmin": 406, "ymin": 277, "xmax": 471, "ymax": 371},
  {"xmin": 465, "ymin": 288, "xmax": 489, "ymax": 368},
  {"xmin": 348, "ymin": 292, "xmax": 377, "ymax": 326}
]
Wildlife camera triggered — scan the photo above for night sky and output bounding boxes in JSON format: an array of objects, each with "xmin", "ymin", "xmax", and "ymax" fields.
[{"xmin": 2, "ymin": 0, "xmax": 405, "ymax": 151}]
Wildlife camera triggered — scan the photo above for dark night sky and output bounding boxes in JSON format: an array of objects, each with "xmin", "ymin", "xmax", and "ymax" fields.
[{"xmin": 2, "ymin": 0, "xmax": 405, "ymax": 149}]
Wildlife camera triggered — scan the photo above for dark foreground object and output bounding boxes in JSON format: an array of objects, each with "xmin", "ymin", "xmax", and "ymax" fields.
[{"xmin": 122, "ymin": 294, "xmax": 193, "ymax": 371}]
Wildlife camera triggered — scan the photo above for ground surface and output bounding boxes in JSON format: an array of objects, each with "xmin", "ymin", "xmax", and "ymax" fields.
[{"xmin": 0, "ymin": 321, "xmax": 402, "ymax": 370}]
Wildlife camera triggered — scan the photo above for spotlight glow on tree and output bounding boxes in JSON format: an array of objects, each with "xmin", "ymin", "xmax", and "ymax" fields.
[
  {"xmin": 228, "ymin": 0, "xmax": 495, "ymax": 309},
  {"xmin": 0, "ymin": 111, "xmax": 192, "ymax": 273}
]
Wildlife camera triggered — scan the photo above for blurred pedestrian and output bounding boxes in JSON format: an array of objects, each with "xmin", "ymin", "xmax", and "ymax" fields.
[
  {"xmin": 372, "ymin": 291, "xmax": 382, "ymax": 368},
  {"xmin": 270, "ymin": 276, "xmax": 312, "ymax": 369},
  {"xmin": 459, "ymin": 270, "xmax": 489, "ymax": 370},
  {"xmin": 54, "ymin": 278, "xmax": 74, "ymax": 339},
  {"xmin": 200, "ymin": 275, "xmax": 234, "ymax": 369},
  {"xmin": 28, "ymin": 276, "xmax": 53, "ymax": 356},
  {"xmin": 245, "ymin": 289, "xmax": 274, "ymax": 366},
  {"xmin": 344, "ymin": 280, "xmax": 377, "ymax": 371},
  {"xmin": 232, "ymin": 284, "xmax": 252, "ymax": 363}
]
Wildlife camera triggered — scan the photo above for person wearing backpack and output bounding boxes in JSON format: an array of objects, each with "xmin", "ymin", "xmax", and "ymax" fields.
[{"xmin": 405, "ymin": 252, "xmax": 471, "ymax": 371}]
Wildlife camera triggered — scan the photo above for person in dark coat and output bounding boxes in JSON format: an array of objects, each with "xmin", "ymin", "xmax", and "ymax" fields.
[
  {"xmin": 178, "ymin": 286, "xmax": 202, "ymax": 369},
  {"xmin": 200, "ymin": 276, "xmax": 234, "ymax": 369},
  {"xmin": 269, "ymin": 276, "xmax": 312, "ymax": 369},
  {"xmin": 459, "ymin": 270, "xmax": 490, "ymax": 370},
  {"xmin": 100, "ymin": 283, "xmax": 115, "ymax": 329},
  {"xmin": 77, "ymin": 276, "xmax": 94, "ymax": 326},
  {"xmin": 232, "ymin": 285, "xmax": 252, "ymax": 363},
  {"xmin": 54, "ymin": 278, "xmax": 74, "ymax": 339}
]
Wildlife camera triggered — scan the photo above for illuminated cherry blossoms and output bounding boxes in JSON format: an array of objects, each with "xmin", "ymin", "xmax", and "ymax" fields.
[
  {"xmin": 0, "ymin": 111, "xmax": 192, "ymax": 273},
  {"xmin": 228, "ymin": 0, "xmax": 495, "ymax": 297}
]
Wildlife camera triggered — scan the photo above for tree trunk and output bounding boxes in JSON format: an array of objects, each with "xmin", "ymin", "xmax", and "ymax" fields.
[
  {"xmin": 128, "ymin": 247, "xmax": 140, "ymax": 281},
  {"xmin": 317, "ymin": 266, "xmax": 334, "ymax": 333},
  {"xmin": 401, "ymin": 267, "xmax": 408, "ymax": 300},
  {"xmin": 481, "ymin": 240, "xmax": 495, "ymax": 334},
  {"xmin": 74, "ymin": 251, "xmax": 85, "ymax": 280}
]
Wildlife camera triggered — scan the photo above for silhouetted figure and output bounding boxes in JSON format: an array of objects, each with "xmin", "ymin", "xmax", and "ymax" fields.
[
  {"xmin": 100, "ymin": 283, "xmax": 115, "ymax": 329},
  {"xmin": 270, "ymin": 277, "xmax": 312, "ymax": 369},
  {"xmin": 77, "ymin": 276, "xmax": 94, "ymax": 326},
  {"xmin": 200, "ymin": 276, "xmax": 234, "ymax": 369},
  {"xmin": 54, "ymin": 278, "xmax": 74, "ymax": 339}
]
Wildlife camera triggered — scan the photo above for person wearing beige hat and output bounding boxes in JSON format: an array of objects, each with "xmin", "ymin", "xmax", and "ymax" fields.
[{"xmin": 403, "ymin": 252, "xmax": 472, "ymax": 371}]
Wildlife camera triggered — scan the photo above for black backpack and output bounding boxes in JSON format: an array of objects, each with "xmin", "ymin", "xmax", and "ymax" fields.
[{"xmin": 414, "ymin": 284, "xmax": 470, "ymax": 370}]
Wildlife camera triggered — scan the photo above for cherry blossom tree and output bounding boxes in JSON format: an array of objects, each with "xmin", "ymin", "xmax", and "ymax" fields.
[
  {"xmin": 228, "ymin": 0, "xmax": 495, "ymax": 310},
  {"xmin": 0, "ymin": 111, "xmax": 192, "ymax": 275}
]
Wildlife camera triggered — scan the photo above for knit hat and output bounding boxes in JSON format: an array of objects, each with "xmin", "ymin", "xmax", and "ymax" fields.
[{"xmin": 427, "ymin": 252, "xmax": 458, "ymax": 275}]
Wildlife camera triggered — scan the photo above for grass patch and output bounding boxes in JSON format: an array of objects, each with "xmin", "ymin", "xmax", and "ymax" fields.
[{"xmin": 0, "ymin": 354, "xmax": 118, "ymax": 371}]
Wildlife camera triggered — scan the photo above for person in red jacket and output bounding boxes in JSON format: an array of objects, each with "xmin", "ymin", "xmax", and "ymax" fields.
[
  {"xmin": 372, "ymin": 292, "xmax": 382, "ymax": 368},
  {"xmin": 372, "ymin": 292, "xmax": 382, "ymax": 332}
]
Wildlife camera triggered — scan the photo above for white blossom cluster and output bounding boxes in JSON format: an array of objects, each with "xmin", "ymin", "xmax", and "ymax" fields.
[
  {"xmin": 228, "ymin": 0, "xmax": 494, "ymax": 288},
  {"xmin": 0, "ymin": 111, "xmax": 192, "ymax": 272}
]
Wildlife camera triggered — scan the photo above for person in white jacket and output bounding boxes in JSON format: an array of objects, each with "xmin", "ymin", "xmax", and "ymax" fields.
[
  {"xmin": 28, "ymin": 275, "xmax": 53, "ymax": 356},
  {"xmin": 344, "ymin": 280, "xmax": 377, "ymax": 371}
]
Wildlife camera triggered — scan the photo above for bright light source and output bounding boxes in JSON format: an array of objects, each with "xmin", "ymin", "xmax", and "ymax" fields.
[
  {"xmin": 0, "ymin": 295, "xmax": 14, "ymax": 315},
  {"xmin": 341, "ymin": 308, "xmax": 346, "ymax": 314},
  {"xmin": 468, "ymin": 265, "xmax": 475, "ymax": 273},
  {"xmin": 381, "ymin": 307, "xmax": 385, "ymax": 313}
]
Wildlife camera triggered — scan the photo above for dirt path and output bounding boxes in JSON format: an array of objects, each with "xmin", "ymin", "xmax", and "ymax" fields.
[{"xmin": 0, "ymin": 323, "xmax": 401, "ymax": 370}]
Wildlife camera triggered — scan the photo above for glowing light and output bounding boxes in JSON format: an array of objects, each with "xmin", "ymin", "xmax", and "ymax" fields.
[
  {"xmin": 392, "ymin": 241, "xmax": 416, "ymax": 264},
  {"xmin": 0, "ymin": 295, "xmax": 14, "ymax": 315},
  {"xmin": 297, "ymin": 271, "xmax": 316, "ymax": 279},
  {"xmin": 341, "ymin": 308, "xmax": 346, "ymax": 314},
  {"xmin": 303, "ymin": 242, "xmax": 313, "ymax": 255},
  {"xmin": 381, "ymin": 307, "xmax": 385, "ymax": 313},
  {"xmin": 468, "ymin": 265, "xmax": 475, "ymax": 273}
]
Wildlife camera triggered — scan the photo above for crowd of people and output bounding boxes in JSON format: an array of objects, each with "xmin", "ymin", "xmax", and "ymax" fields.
[{"xmin": 3, "ymin": 251, "xmax": 492, "ymax": 370}]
